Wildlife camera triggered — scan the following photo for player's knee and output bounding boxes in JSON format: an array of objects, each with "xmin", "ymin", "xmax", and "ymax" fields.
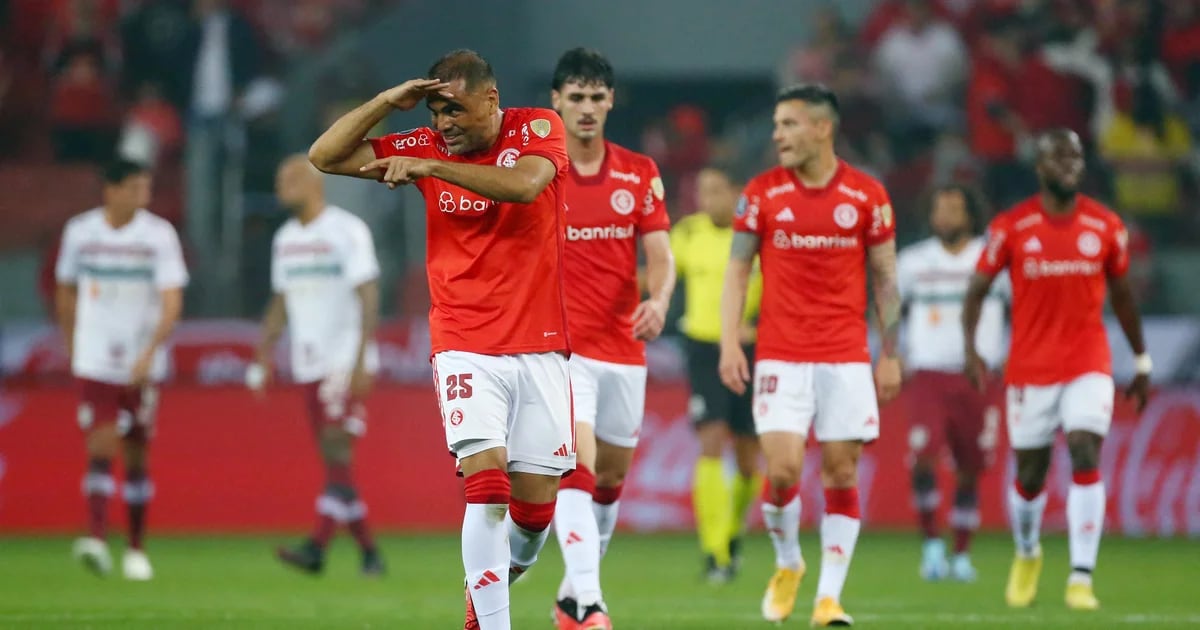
[
  {"xmin": 595, "ymin": 468, "xmax": 626, "ymax": 489},
  {"xmin": 695, "ymin": 421, "xmax": 726, "ymax": 457},
  {"xmin": 1014, "ymin": 468, "xmax": 1046, "ymax": 496},
  {"xmin": 911, "ymin": 464, "xmax": 936, "ymax": 493},
  {"xmin": 766, "ymin": 462, "xmax": 800, "ymax": 491},
  {"xmin": 319, "ymin": 429, "xmax": 353, "ymax": 464},
  {"xmin": 325, "ymin": 483, "xmax": 357, "ymax": 502},
  {"xmin": 822, "ymin": 458, "xmax": 858, "ymax": 489},
  {"xmin": 1065, "ymin": 431, "xmax": 1101, "ymax": 472}
]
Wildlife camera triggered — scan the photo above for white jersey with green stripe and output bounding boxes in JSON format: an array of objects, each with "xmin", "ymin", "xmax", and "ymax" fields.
[
  {"xmin": 271, "ymin": 206, "xmax": 380, "ymax": 384},
  {"xmin": 56, "ymin": 208, "xmax": 188, "ymax": 384},
  {"xmin": 897, "ymin": 236, "xmax": 1009, "ymax": 372}
]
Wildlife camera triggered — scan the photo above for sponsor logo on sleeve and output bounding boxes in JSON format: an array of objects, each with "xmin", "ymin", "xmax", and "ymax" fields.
[
  {"xmin": 650, "ymin": 176, "xmax": 665, "ymax": 201},
  {"xmin": 735, "ymin": 195, "xmax": 748, "ymax": 218}
]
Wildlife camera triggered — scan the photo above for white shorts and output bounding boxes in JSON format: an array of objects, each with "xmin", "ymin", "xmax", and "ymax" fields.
[
  {"xmin": 432, "ymin": 350, "xmax": 575, "ymax": 475},
  {"xmin": 1006, "ymin": 372, "xmax": 1114, "ymax": 450},
  {"xmin": 752, "ymin": 361, "xmax": 880, "ymax": 442},
  {"xmin": 569, "ymin": 354, "xmax": 647, "ymax": 448}
]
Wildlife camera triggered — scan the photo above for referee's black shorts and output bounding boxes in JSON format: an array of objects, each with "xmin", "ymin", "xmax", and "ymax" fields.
[{"xmin": 684, "ymin": 337, "xmax": 756, "ymax": 436}]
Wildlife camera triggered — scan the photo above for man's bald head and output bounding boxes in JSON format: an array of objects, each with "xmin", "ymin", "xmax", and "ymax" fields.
[{"xmin": 276, "ymin": 153, "xmax": 325, "ymax": 214}]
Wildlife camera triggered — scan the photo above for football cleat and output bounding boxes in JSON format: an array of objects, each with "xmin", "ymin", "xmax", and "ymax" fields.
[
  {"xmin": 361, "ymin": 548, "xmax": 385, "ymax": 577},
  {"xmin": 122, "ymin": 549, "xmax": 153, "ymax": 581},
  {"xmin": 72, "ymin": 536, "xmax": 112, "ymax": 577},
  {"xmin": 761, "ymin": 564, "xmax": 805, "ymax": 622},
  {"xmin": 1005, "ymin": 546, "xmax": 1043, "ymax": 608},
  {"xmin": 704, "ymin": 554, "xmax": 732, "ymax": 585},
  {"xmin": 1065, "ymin": 578, "xmax": 1100, "ymax": 610},
  {"xmin": 919, "ymin": 538, "xmax": 949, "ymax": 581},
  {"xmin": 949, "ymin": 553, "xmax": 977, "ymax": 582},
  {"xmin": 553, "ymin": 598, "xmax": 580, "ymax": 630},
  {"xmin": 577, "ymin": 601, "xmax": 612, "ymax": 630},
  {"xmin": 728, "ymin": 537, "xmax": 744, "ymax": 577},
  {"xmin": 810, "ymin": 596, "xmax": 853, "ymax": 627},
  {"xmin": 275, "ymin": 539, "xmax": 324, "ymax": 575}
]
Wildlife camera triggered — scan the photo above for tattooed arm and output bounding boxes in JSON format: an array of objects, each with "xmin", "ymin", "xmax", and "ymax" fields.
[
  {"xmin": 718, "ymin": 232, "xmax": 759, "ymax": 395},
  {"xmin": 868, "ymin": 239, "xmax": 902, "ymax": 402}
]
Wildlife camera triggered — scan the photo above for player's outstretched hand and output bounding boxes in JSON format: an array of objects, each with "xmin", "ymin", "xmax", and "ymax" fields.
[
  {"xmin": 875, "ymin": 355, "xmax": 902, "ymax": 403},
  {"xmin": 379, "ymin": 78, "xmax": 453, "ymax": 111},
  {"xmin": 631, "ymin": 298, "xmax": 667, "ymax": 341},
  {"xmin": 1125, "ymin": 373, "xmax": 1150, "ymax": 413},
  {"xmin": 719, "ymin": 344, "xmax": 751, "ymax": 395},
  {"xmin": 964, "ymin": 349, "xmax": 987, "ymax": 392},
  {"xmin": 359, "ymin": 156, "xmax": 432, "ymax": 189}
]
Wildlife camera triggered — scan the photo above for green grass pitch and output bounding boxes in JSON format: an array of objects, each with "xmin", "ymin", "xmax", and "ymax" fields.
[{"xmin": 1, "ymin": 532, "xmax": 1197, "ymax": 628}]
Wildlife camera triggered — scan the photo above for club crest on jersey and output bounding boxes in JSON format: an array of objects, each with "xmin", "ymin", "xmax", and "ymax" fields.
[
  {"xmin": 449, "ymin": 408, "xmax": 464, "ymax": 426},
  {"xmin": 496, "ymin": 148, "xmax": 521, "ymax": 168},
  {"xmin": 833, "ymin": 203, "xmax": 859, "ymax": 229},
  {"xmin": 610, "ymin": 189, "xmax": 636, "ymax": 215},
  {"xmin": 1077, "ymin": 231, "xmax": 1101, "ymax": 257},
  {"xmin": 530, "ymin": 118, "xmax": 552, "ymax": 138}
]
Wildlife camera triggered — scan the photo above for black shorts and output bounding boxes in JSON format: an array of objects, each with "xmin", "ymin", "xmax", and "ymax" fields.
[{"xmin": 684, "ymin": 338, "xmax": 756, "ymax": 436}]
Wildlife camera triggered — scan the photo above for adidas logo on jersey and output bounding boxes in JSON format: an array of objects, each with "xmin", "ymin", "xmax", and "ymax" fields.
[
  {"xmin": 775, "ymin": 208, "xmax": 795, "ymax": 222},
  {"xmin": 1023, "ymin": 237, "xmax": 1042, "ymax": 253}
]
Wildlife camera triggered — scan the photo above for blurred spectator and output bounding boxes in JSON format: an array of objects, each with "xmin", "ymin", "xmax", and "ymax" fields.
[
  {"xmin": 49, "ymin": 47, "xmax": 117, "ymax": 162},
  {"xmin": 778, "ymin": 6, "xmax": 849, "ymax": 86},
  {"xmin": 966, "ymin": 15, "xmax": 1037, "ymax": 208},
  {"xmin": 120, "ymin": 0, "xmax": 195, "ymax": 106},
  {"xmin": 873, "ymin": 0, "xmax": 967, "ymax": 157},
  {"xmin": 860, "ymin": 0, "xmax": 955, "ymax": 49},
  {"xmin": 1161, "ymin": 0, "xmax": 1200, "ymax": 95},
  {"xmin": 43, "ymin": 0, "xmax": 121, "ymax": 74},
  {"xmin": 1099, "ymin": 83, "xmax": 1193, "ymax": 220},
  {"xmin": 183, "ymin": 0, "xmax": 260, "ymax": 312},
  {"xmin": 827, "ymin": 52, "xmax": 890, "ymax": 174},
  {"xmin": 117, "ymin": 82, "xmax": 184, "ymax": 167}
]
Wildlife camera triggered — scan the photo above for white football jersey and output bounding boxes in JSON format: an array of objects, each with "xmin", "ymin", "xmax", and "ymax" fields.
[
  {"xmin": 271, "ymin": 206, "xmax": 380, "ymax": 383},
  {"xmin": 898, "ymin": 236, "xmax": 1008, "ymax": 371},
  {"xmin": 56, "ymin": 208, "xmax": 189, "ymax": 384}
]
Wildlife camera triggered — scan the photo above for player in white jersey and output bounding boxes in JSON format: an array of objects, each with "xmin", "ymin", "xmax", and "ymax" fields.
[
  {"xmin": 897, "ymin": 185, "xmax": 1007, "ymax": 582},
  {"xmin": 55, "ymin": 159, "xmax": 188, "ymax": 581},
  {"xmin": 248, "ymin": 155, "xmax": 384, "ymax": 576}
]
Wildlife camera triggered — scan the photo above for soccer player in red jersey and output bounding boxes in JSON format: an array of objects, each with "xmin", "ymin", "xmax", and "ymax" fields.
[
  {"xmin": 963, "ymin": 129, "xmax": 1150, "ymax": 611},
  {"xmin": 548, "ymin": 48, "xmax": 675, "ymax": 630},
  {"xmin": 309, "ymin": 50, "xmax": 573, "ymax": 630},
  {"xmin": 719, "ymin": 85, "xmax": 902, "ymax": 627}
]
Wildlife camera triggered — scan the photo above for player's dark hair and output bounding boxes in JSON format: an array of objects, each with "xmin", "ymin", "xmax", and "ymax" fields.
[
  {"xmin": 551, "ymin": 48, "xmax": 614, "ymax": 90},
  {"xmin": 427, "ymin": 49, "xmax": 495, "ymax": 91},
  {"xmin": 776, "ymin": 83, "xmax": 840, "ymax": 123},
  {"xmin": 932, "ymin": 183, "xmax": 988, "ymax": 234},
  {"xmin": 102, "ymin": 158, "xmax": 148, "ymax": 185}
]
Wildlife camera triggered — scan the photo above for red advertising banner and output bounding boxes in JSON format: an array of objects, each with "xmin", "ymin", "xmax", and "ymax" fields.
[{"xmin": 1, "ymin": 384, "xmax": 1197, "ymax": 535}]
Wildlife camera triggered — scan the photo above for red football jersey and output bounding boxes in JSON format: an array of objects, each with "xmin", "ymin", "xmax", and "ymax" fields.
[
  {"xmin": 369, "ymin": 108, "xmax": 570, "ymax": 357},
  {"xmin": 562, "ymin": 142, "xmax": 670, "ymax": 365},
  {"xmin": 976, "ymin": 195, "xmax": 1129, "ymax": 385},
  {"xmin": 734, "ymin": 161, "xmax": 895, "ymax": 363}
]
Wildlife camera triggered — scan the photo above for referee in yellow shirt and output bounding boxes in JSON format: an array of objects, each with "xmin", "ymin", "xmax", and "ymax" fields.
[{"xmin": 671, "ymin": 165, "xmax": 763, "ymax": 584}]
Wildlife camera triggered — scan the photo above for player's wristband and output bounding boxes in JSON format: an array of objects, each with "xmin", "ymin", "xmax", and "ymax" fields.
[
  {"xmin": 245, "ymin": 363, "xmax": 267, "ymax": 390},
  {"xmin": 1134, "ymin": 353, "xmax": 1153, "ymax": 375}
]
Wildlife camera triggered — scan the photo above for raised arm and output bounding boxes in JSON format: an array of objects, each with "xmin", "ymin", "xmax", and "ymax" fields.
[
  {"xmin": 309, "ymin": 79, "xmax": 451, "ymax": 177},
  {"xmin": 718, "ymin": 232, "xmax": 759, "ymax": 395},
  {"xmin": 428, "ymin": 156, "xmax": 557, "ymax": 204}
]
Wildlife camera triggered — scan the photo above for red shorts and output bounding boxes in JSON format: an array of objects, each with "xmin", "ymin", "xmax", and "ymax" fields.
[
  {"xmin": 76, "ymin": 379, "xmax": 158, "ymax": 442},
  {"xmin": 302, "ymin": 378, "xmax": 367, "ymax": 437},
  {"xmin": 904, "ymin": 370, "xmax": 1002, "ymax": 475}
]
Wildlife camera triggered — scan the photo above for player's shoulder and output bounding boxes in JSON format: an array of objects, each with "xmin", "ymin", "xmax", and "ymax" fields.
[
  {"xmin": 64, "ymin": 207, "xmax": 104, "ymax": 233},
  {"xmin": 839, "ymin": 162, "xmax": 887, "ymax": 192},
  {"xmin": 1077, "ymin": 195, "xmax": 1125, "ymax": 231},
  {"xmin": 325, "ymin": 205, "xmax": 369, "ymax": 229},
  {"xmin": 990, "ymin": 198, "xmax": 1038, "ymax": 232},
  {"xmin": 898, "ymin": 236, "xmax": 938, "ymax": 261},
  {"xmin": 743, "ymin": 166, "xmax": 791, "ymax": 197},
  {"xmin": 605, "ymin": 141, "xmax": 660, "ymax": 174},
  {"xmin": 504, "ymin": 107, "xmax": 562, "ymax": 133}
]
